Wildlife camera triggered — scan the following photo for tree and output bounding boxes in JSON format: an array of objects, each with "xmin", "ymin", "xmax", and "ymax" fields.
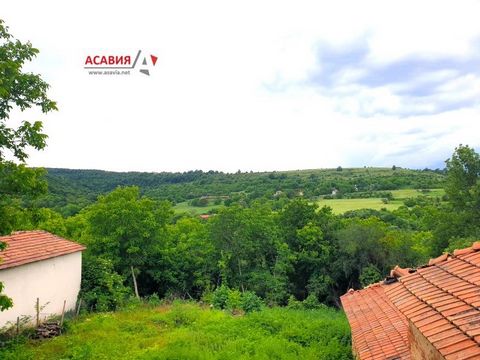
[
  {"xmin": 445, "ymin": 145, "xmax": 480, "ymax": 212},
  {"xmin": 430, "ymin": 145, "xmax": 480, "ymax": 252},
  {"xmin": 0, "ymin": 19, "xmax": 56, "ymax": 165},
  {"xmin": 209, "ymin": 204, "xmax": 279, "ymax": 295},
  {"xmin": 82, "ymin": 187, "xmax": 173, "ymax": 298},
  {"xmin": 155, "ymin": 217, "xmax": 215, "ymax": 299},
  {"xmin": 0, "ymin": 19, "xmax": 57, "ymax": 311}
]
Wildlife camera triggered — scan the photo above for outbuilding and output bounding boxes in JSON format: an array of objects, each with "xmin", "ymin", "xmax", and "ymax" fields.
[{"xmin": 0, "ymin": 230, "xmax": 85, "ymax": 328}]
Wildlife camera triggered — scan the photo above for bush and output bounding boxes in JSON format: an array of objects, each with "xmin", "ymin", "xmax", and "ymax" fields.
[
  {"xmin": 225, "ymin": 289, "xmax": 242, "ymax": 312},
  {"xmin": 145, "ymin": 293, "xmax": 161, "ymax": 306},
  {"xmin": 80, "ymin": 256, "xmax": 130, "ymax": 312},
  {"xmin": 119, "ymin": 296, "xmax": 143, "ymax": 311},
  {"xmin": 286, "ymin": 295, "xmax": 303, "ymax": 310},
  {"xmin": 302, "ymin": 294, "xmax": 326, "ymax": 310},
  {"xmin": 211, "ymin": 285, "xmax": 230, "ymax": 309},
  {"xmin": 240, "ymin": 291, "xmax": 263, "ymax": 313},
  {"xmin": 212, "ymin": 287, "xmax": 263, "ymax": 313}
]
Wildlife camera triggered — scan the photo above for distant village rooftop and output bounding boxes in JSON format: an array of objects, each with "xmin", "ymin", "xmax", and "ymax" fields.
[{"xmin": 341, "ymin": 242, "xmax": 480, "ymax": 360}]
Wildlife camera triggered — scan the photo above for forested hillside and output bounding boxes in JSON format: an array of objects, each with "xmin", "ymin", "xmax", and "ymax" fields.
[
  {"xmin": 5, "ymin": 146, "xmax": 478, "ymax": 309},
  {"xmin": 37, "ymin": 167, "xmax": 445, "ymax": 216}
]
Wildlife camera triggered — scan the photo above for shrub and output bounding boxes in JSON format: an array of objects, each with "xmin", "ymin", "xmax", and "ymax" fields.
[
  {"xmin": 302, "ymin": 294, "xmax": 326, "ymax": 310},
  {"xmin": 80, "ymin": 256, "xmax": 130, "ymax": 312},
  {"xmin": 240, "ymin": 291, "xmax": 263, "ymax": 313},
  {"xmin": 225, "ymin": 289, "xmax": 242, "ymax": 312},
  {"xmin": 211, "ymin": 285, "xmax": 230, "ymax": 309},
  {"xmin": 212, "ymin": 287, "xmax": 263, "ymax": 313},
  {"xmin": 146, "ymin": 293, "xmax": 161, "ymax": 306},
  {"xmin": 286, "ymin": 295, "xmax": 303, "ymax": 310}
]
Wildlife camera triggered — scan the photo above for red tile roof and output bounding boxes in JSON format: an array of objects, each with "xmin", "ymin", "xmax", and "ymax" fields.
[
  {"xmin": 342, "ymin": 242, "xmax": 480, "ymax": 360},
  {"xmin": 341, "ymin": 283, "xmax": 411, "ymax": 360},
  {"xmin": 386, "ymin": 248, "xmax": 480, "ymax": 359},
  {"xmin": 0, "ymin": 230, "xmax": 85, "ymax": 270}
]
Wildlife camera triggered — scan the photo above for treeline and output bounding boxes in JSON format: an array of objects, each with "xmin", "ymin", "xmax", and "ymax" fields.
[
  {"xmin": 3, "ymin": 146, "xmax": 478, "ymax": 312},
  {"xmin": 36, "ymin": 167, "xmax": 445, "ymax": 216},
  {"xmin": 4, "ymin": 187, "xmax": 431, "ymax": 310}
]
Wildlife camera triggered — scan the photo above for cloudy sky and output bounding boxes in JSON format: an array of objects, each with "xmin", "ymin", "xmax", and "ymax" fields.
[{"xmin": 3, "ymin": 0, "xmax": 480, "ymax": 172}]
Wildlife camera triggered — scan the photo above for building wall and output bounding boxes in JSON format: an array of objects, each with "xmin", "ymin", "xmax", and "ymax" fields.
[
  {"xmin": 409, "ymin": 321, "xmax": 445, "ymax": 360},
  {"xmin": 0, "ymin": 252, "xmax": 82, "ymax": 328}
]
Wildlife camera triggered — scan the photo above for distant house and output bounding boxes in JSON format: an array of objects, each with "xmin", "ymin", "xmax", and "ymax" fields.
[
  {"xmin": 331, "ymin": 188, "xmax": 339, "ymax": 196},
  {"xmin": 0, "ymin": 231, "xmax": 85, "ymax": 328},
  {"xmin": 341, "ymin": 242, "xmax": 480, "ymax": 360},
  {"xmin": 199, "ymin": 214, "xmax": 211, "ymax": 220}
]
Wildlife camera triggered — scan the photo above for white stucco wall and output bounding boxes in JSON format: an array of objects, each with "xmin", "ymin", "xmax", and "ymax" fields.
[{"xmin": 0, "ymin": 251, "xmax": 82, "ymax": 328}]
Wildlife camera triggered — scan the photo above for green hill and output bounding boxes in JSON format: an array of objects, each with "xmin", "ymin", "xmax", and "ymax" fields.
[{"xmin": 38, "ymin": 167, "xmax": 445, "ymax": 216}]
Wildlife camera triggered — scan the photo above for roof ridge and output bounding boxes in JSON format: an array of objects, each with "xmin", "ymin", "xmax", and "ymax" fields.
[
  {"xmin": 9, "ymin": 230, "xmax": 48, "ymax": 235},
  {"xmin": 344, "ymin": 241, "xmax": 480, "ymax": 296}
]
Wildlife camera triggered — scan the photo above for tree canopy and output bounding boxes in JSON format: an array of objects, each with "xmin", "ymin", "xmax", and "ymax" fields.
[{"xmin": 0, "ymin": 19, "xmax": 56, "ymax": 311}]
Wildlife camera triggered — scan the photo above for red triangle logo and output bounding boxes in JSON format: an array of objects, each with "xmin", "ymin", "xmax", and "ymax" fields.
[{"xmin": 150, "ymin": 55, "xmax": 158, "ymax": 66}]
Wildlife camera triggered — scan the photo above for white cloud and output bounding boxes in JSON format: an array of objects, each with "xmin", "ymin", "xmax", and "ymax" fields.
[{"xmin": 2, "ymin": 0, "xmax": 480, "ymax": 172}]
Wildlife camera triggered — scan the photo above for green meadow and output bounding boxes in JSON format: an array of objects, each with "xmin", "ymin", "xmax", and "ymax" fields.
[
  {"xmin": 316, "ymin": 188, "xmax": 445, "ymax": 214},
  {"xmin": 0, "ymin": 303, "xmax": 352, "ymax": 360},
  {"xmin": 174, "ymin": 188, "xmax": 446, "ymax": 215},
  {"xmin": 173, "ymin": 201, "xmax": 221, "ymax": 215}
]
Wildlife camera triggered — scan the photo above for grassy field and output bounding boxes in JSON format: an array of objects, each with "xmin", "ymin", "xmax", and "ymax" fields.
[
  {"xmin": 317, "ymin": 198, "xmax": 403, "ymax": 213},
  {"xmin": 317, "ymin": 188, "xmax": 445, "ymax": 214},
  {"xmin": 173, "ymin": 201, "xmax": 222, "ymax": 215},
  {"xmin": 174, "ymin": 189, "xmax": 446, "ymax": 215},
  {"xmin": 0, "ymin": 303, "xmax": 352, "ymax": 360}
]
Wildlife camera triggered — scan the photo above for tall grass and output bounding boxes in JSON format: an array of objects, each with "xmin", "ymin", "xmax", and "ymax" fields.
[{"xmin": 0, "ymin": 302, "xmax": 352, "ymax": 359}]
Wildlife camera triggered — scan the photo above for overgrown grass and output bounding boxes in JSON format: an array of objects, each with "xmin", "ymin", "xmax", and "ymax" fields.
[{"xmin": 0, "ymin": 303, "xmax": 352, "ymax": 359}]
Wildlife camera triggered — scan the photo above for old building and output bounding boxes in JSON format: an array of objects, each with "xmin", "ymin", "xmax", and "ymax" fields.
[
  {"xmin": 341, "ymin": 243, "xmax": 480, "ymax": 359},
  {"xmin": 0, "ymin": 231, "xmax": 85, "ymax": 328}
]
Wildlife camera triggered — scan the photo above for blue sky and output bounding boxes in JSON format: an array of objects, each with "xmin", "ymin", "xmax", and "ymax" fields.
[{"xmin": 3, "ymin": 0, "xmax": 480, "ymax": 172}]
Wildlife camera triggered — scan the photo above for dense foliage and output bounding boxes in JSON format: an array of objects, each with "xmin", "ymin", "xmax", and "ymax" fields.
[
  {"xmin": 0, "ymin": 19, "xmax": 56, "ymax": 311},
  {"xmin": 2, "ymin": 146, "xmax": 478, "ymax": 313},
  {"xmin": 36, "ymin": 167, "xmax": 446, "ymax": 216}
]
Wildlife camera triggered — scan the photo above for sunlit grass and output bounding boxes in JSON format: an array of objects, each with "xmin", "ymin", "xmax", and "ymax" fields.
[
  {"xmin": 0, "ymin": 303, "xmax": 352, "ymax": 360},
  {"xmin": 317, "ymin": 188, "xmax": 444, "ymax": 214},
  {"xmin": 173, "ymin": 202, "xmax": 222, "ymax": 215}
]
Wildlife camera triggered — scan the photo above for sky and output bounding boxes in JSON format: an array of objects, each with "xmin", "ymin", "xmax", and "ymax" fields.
[{"xmin": 2, "ymin": 0, "xmax": 480, "ymax": 172}]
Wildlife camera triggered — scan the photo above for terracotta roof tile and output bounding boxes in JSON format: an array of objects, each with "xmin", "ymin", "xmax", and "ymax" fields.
[
  {"xmin": 341, "ymin": 284, "xmax": 410, "ymax": 360},
  {"xmin": 342, "ymin": 242, "xmax": 480, "ymax": 359},
  {"xmin": 385, "ymin": 247, "xmax": 480, "ymax": 358},
  {"xmin": 0, "ymin": 230, "xmax": 85, "ymax": 270}
]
